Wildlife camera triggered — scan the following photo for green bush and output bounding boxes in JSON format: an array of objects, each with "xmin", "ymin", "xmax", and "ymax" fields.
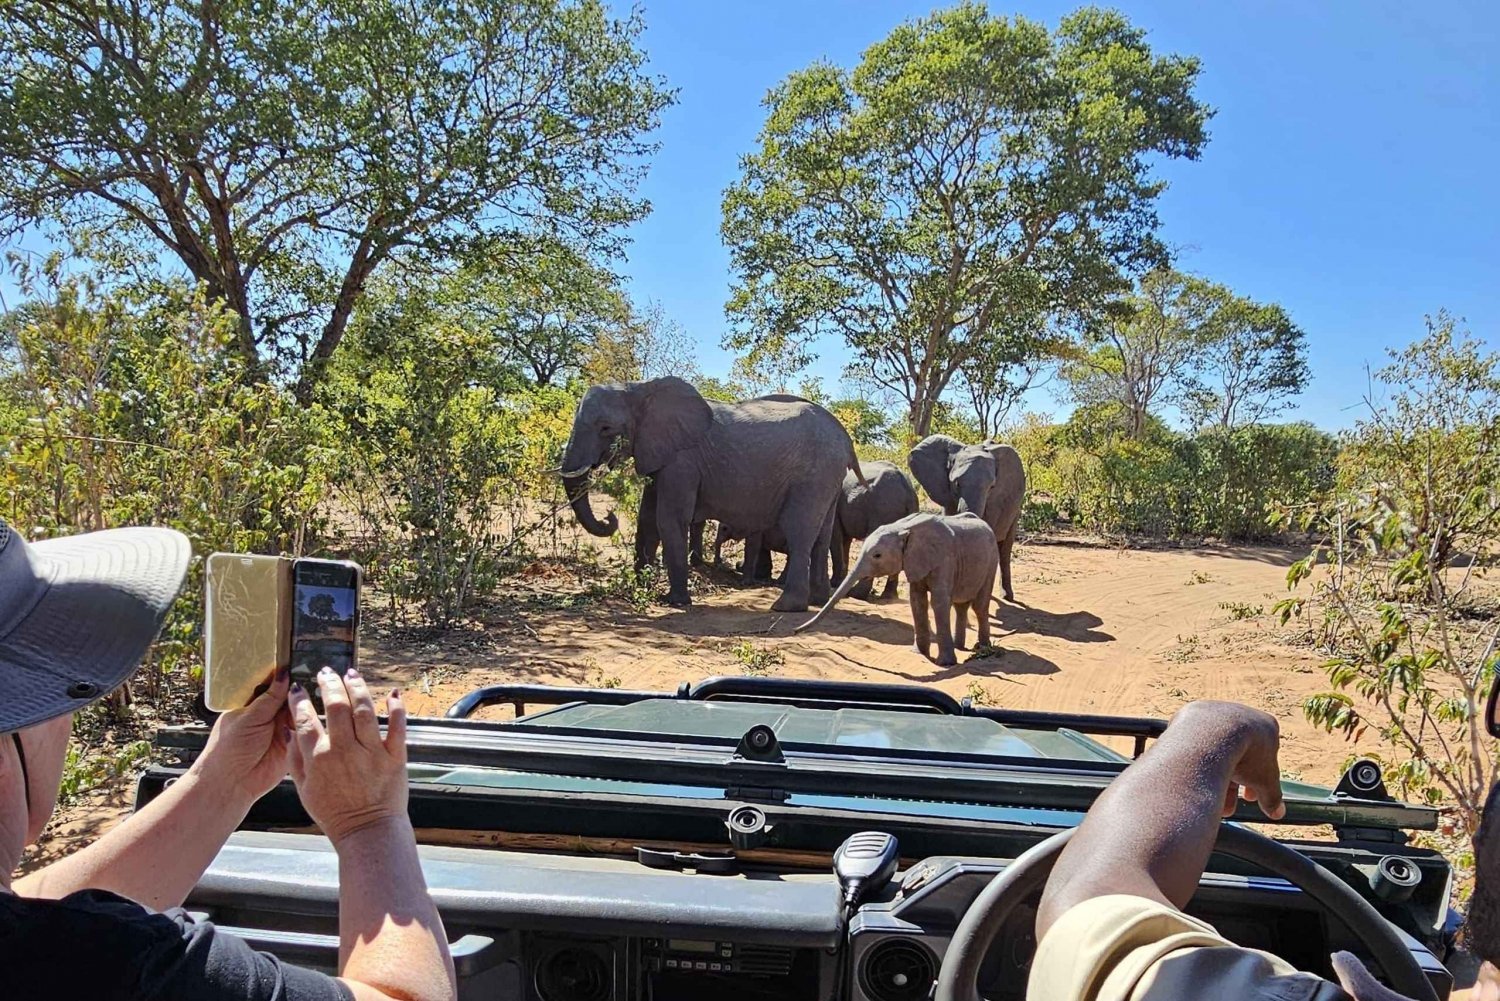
[
  {"xmin": 1009, "ymin": 405, "xmax": 1336, "ymax": 539},
  {"xmin": 0, "ymin": 261, "xmax": 329, "ymax": 701}
]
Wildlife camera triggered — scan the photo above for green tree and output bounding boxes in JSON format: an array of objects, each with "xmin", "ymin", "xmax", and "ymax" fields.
[
  {"xmin": 1278, "ymin": 314, "xmax": 1500, "ymax": 844},
  {"xmin": 449, "ymin": 243, "xmax": 630, "ymax": 388},
  {"xmin": 0, "ymin": 0, "xmax": 672, "ymax": 397},
  {"xmin": 721, "ymin": 4, "xmax": 1209, "ymax": 436},
  {"xmin": 1183, "ymin": 295, "xmax": 1308, "ymax": 430},
  {"xmin": 1064, "ymin": 269, "xmax": 1215, "ymax": 438}
]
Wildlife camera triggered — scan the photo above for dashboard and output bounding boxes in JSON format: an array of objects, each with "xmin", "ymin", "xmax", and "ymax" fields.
[{"xmin": 184, "ymin": 830, "xmax": 1455, "ymax": 1001}]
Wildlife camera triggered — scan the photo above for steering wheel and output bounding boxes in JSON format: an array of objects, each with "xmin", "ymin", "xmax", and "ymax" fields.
[{"xmin": 933, "ymin": 823, "xmax": 1440, "ymax": 1001}]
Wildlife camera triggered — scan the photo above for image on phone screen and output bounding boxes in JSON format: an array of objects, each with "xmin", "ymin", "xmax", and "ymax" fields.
[{"xmin": 289, "ymin": 560, "xmax": 359, "ymax": 692}]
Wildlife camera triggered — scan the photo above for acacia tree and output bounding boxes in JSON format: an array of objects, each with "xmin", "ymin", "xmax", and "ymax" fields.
[
  {"xmin": 0, "ymin": 0, "xmax": 671, "ymax": 398},
  {"xmin": 721, "ymin": 4, "xmax": 1209, "ymax": 436}
]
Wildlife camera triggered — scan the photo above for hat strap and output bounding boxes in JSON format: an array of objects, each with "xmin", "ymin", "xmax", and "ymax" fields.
[{"xmin": 10, "ymin": 733, "xmax": 28, "ymax": 807}]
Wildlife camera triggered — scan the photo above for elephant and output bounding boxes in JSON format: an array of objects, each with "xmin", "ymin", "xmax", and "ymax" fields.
[
  {"xmin": 633, "ymin": 480, "xmax": 705, "ymax": 569},
  {"xmin": 907, "ymin": 435, "xmax": 1026, "ymax": 602},
  {"xmin": 796, "ymin": 512, "xmax": 998, "ymax": 667},
  {"xmin": 713, "ymin": 522, "xmax": 786, "ymax": 581},
  {"xmin": 560, "ymin": 377, "xmax": 861, "ymax": 611},
  {"xmin": 832, "ymin": 460, "xmax": 920, "ymax": 601}
]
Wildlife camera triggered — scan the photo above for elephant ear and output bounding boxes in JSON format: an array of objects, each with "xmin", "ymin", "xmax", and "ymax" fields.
[
  {"xmin": 908, "ymin": 434, "xmax": 962, "ymax": 511},
  {"xmin": 899, "ymin": 518, "xmax": 945, "ymax": 585},
  {"xmin": 631, "ymin": 377, "xmax": 714, "ymax": 475}
]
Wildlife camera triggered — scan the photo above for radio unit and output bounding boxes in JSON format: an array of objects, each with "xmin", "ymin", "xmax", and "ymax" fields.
[{"xmin": 640, "ymin": 938, "xmax": 793, "ymax": 977}]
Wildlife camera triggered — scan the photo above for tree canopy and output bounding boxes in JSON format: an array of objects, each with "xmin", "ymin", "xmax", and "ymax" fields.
[
  {"xmin": 0, "ymin": 0, "xmax": 672, "ymax": 397},
  {"xmin": 721, "ymin": 3, "xmax": 1210, "ymax": 436}
]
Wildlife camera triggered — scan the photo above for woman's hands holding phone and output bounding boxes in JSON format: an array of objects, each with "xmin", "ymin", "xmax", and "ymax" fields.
[
  {"xmin": 288, "ymin": 666, "xmax": 409, "ymax": 845},
  {"xmin": 192, "ymin": 668, "xmax": 295, "ymax": 805}
]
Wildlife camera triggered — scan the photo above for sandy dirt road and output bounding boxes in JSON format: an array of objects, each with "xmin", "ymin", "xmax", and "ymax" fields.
[{"xmin": 377, "ymin": 537, "xmax": 1354, "ymax": 786}]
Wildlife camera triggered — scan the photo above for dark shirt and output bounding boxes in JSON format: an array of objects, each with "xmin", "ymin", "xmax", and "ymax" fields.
[{"xmin": 0, "ymin": 888, "xmax": 354, "ymax": 1001}]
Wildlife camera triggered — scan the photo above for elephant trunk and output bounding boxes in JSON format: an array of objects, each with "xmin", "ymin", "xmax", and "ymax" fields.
[
  {"xmin": 795, "ymin": 566, "xmax": 866, "ymax": 632},
  {"xmin": 562, "ymin": 472, "xmax": 618, "ymax": 537}
]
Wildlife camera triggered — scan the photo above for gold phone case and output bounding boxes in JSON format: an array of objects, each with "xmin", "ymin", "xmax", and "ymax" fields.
[{"xmin": 204, "ymin": 553, "xmax": 292, "ymax": 712}]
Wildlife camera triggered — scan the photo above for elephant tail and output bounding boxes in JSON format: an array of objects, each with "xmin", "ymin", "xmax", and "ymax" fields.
[{"xmin": 848, "ymin": 447, "xmax": 867, "ymax": 487}]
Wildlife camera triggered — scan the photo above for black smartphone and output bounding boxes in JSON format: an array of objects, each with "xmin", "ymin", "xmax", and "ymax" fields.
[{"xmin": 288, "ymin": 558, "xmax": 362, "ymax": 702}]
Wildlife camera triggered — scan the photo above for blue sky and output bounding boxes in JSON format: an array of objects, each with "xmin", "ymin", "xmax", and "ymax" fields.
[{"xmin": 621, "ymin": 0, "xmax": 1498, "ymax": 429}]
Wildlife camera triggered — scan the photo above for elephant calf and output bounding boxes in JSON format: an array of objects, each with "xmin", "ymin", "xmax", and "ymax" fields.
[
  {"xmin": 833, "ymin": 460, "xmax": 920, "ymax": 600},
  {"xmin": 796, "ymin": 512, "xmax": 998, "ymax": 667},
  {"xmin": 908, "ymin": 435, "xmax": 1026, "ymax": 602}
]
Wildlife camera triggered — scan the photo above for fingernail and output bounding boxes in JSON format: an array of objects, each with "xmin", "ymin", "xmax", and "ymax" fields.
[
  {"xmin": 390, "ymin": 688, "xmax": 400, "ymax": 699},
  {"xmin": 290, "ymin": 682, "xmax": 303, "ymax": 694},
  {"xmin": 318, "ymin": 666, "xmax": 334, "ymax": 677},
  {"xmin": 345, "ymin": 666, "xmax": 360, "ymax": 679},
  {"xmin": 276, "ymin": 667, "xmax": 289, "ymax": 683}
]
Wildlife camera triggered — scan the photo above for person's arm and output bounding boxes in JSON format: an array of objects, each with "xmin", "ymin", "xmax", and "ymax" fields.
[
  {"xmin": 15, "ymin": 671, "xmax": 294, "ymax": 909},
  {"xmin": 290, "ymin": 668, "xmax": 454, "ymax": 1001},
  {"xmin": 1036, "ymin": 701, "xmax": 1287, "ymax": 940}
]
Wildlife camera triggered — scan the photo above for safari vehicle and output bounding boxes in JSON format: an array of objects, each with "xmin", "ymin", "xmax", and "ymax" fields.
[{"xmin": 139, "ymin": 676, "xmax": 1458, "ymax": 1001}]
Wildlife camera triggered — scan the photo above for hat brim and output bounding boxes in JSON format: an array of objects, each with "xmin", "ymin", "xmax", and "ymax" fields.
[{"xmin": 0, "ymin": 527, "xmax": 190, "ymax": 733}]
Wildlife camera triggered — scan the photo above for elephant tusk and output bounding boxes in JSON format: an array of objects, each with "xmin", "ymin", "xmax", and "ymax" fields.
[{"xmin": 558, "ymin": 466, "xmax": 593, "ymax": 479}]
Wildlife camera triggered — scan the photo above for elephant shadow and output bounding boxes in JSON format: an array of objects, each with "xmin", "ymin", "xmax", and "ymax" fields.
[
  {"xmin": 991, "ymin": 602, "xmax": 1113, "ymax": 643},
  {"xmin": 883, "ymin": 644, "xmax": 1061, "ymax": 684}
]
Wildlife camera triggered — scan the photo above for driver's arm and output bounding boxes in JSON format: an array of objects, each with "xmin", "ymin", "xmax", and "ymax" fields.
[{"xmin": 1036, "ymin": 700, "xmax": 1287, "ymax": 939}]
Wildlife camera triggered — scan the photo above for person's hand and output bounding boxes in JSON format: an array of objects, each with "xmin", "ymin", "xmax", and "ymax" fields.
[
  {"xmin": 191, "ymin": 668, "xmax": 294, "ymax": 803},
  {"xmin": 1171, "ymin": 701, "xmax": 1286, "ymax": 821},
  {"xmin": 287, "ymin": 666, "xmax": 408, "ymax": 845}
]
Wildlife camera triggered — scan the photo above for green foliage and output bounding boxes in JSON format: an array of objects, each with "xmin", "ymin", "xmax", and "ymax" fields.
[
  {"xmin": 58, "ymin": 737, "xmax": 152, "ymax": 806},
  {"xmin": 323, "ymin": 274, "xmax": 581, "ymax": 628},
  {"xmin": 0, "ymin": 0, "xmax": 672, "ymax": 393},
  {"xmin": 729, "ymin": 640, "xmax": 784, "ymax": 677},
  {"xmin": 1013, "ymin": 405, "xmax": 1337, "ymax": 538},
  {"xmin": 1219, "ymin": 601, "xmax": 1263, "ymax": 621},
  {"xmin": 1282, "ymin": 314, "xmax": 1500, "ymax": 843},
  {"xmin": 722, "ymin": 3, "xmax": 1208, "ymax": 435},
  {"xmin": 0, "ymin": 257, "xmax": 329, "ymax": 699}
]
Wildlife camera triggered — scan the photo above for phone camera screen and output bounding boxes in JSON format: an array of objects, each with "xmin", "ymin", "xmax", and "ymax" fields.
[{"xmin": 290, "ymin": 561, "xmax": 358, "ymax": 692}]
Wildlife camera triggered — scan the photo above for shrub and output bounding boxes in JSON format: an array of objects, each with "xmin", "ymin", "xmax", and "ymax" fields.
[
  {"xmin": 0, "ymin": 259, "xmax": 329, "ymax": 702},
  {"xmin": 1275, "ymin": 314, "xmax": 1500, "ymax": 846}
]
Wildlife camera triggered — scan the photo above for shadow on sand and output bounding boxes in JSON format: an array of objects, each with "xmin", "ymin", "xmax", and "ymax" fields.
[{"xmin": 992, "ymin": 601, "xmax": 1113, "ymax": 643}]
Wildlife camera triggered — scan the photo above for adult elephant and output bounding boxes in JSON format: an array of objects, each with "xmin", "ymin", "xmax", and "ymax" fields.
[
  {"xmin": 907, "ymin": 435, "xmax": 1026, "ymax": 602},
  {"xmin": 561, "ymin": 377, "xmax": 860, "ymax": 611},
  {"xmin": 832, "ymin": 460, "xmax": 920, "ymax": 600}
]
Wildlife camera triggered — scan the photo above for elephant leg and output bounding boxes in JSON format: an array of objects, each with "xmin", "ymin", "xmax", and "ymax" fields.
[
  {"xmin": 741, "ymin": 533, "xmax": 765, "ymax": 584},
  {"xmin": 832, "ymin": 524, "xmax": 850, "ymax": 584},
  {"xmin": 772, "ymin": 502, "xmax": 821, "ymax": 613},
  {"xmin": 953, "ymin": 601, "xmax": 969, "ymax": 650},
  {"xmin": 654, "ymin": 478, "xmax": 696, "ymax": 607},
  {"xmin": 975, "ymin": 585, "xmax": 994, "ymax": 649},
  {"xmin": 999, "ymin": 524, "xmax": 1017, "ymax": 602},
  {"xmin": 690, "ymin": 520, "xmax": 706, "ymax": 567},
  {"xmin": 809, "ymin": 501, "xmax": 836, "ymax": 605},
  {"xmin": 931, "ymin": 586, "xmax": 957, "ymax": 666},
  {"xmin": 909, "ymin": 585, "xmax": 932, "ymax": 659},
  {"xmin": 634, "ymin": 479, "xmax": 659, "ymax": 572},
  {"xmin": 880, "ymin": 574, "xmax": 899, "ymax": 599}
]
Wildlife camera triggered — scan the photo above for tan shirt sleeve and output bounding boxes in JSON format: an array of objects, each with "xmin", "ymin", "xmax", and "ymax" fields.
[{"xmin": 1026, "ymin": 894, "xmax": 1346, "ymax": 1001}]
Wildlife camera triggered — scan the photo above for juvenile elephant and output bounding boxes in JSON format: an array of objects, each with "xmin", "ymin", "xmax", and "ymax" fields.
[
  {"xmin": 797, "ymin": 512, "xmax": 998, "ymax": 667},
  {"xmin": 833, "ymin": 460, "xmax": 920, "ymax": 600},
  {"xmin": 561, "ymin": 377, "xmax": 860, "ymax": 611},
  {"xmin": 908, "ymin": 435, "xmax": 1026, "ymax": 602},
  {"xmin": 713, "ymin": 523, "xmax": 786, "ymax": 581}
]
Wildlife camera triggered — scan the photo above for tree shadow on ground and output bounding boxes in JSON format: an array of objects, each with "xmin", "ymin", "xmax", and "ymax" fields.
[{"xmin": 992, "ymin": 601, "xmax": 1113, "ymax": 643}]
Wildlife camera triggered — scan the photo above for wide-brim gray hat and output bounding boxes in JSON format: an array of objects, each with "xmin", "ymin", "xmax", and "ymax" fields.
[{"xmin": 0, "ymin": 519, "xmax": 191, "ymax": 733}]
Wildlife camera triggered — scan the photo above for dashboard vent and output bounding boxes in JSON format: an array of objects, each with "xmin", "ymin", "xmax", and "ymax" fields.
[
  {"xmin": 535, "ymin": 945, "xmax": 612, "ymax": 1001},
  {"xmin": 734, "ymin": 944, "xmax": 794, "ymax": 976},
  {"xmin": 858, "ymin": 938, "xmax": 937, "ymax": 1001}
]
